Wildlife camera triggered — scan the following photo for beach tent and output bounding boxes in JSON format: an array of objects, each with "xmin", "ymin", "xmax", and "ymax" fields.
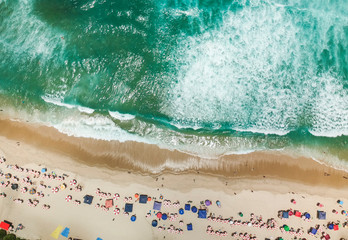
[
  {"xmin": 61, "ymin": 227, "xmax": 70, "ymax": 238},
  {"xmin": 198, "ymin": 209, "xmax": 207, "ymax": 219},
  {"xmin": 310, "ymin": 228, "xmax": 317, "ymax": 235},
  {"xmin": 184, "ymin": 204, "xmax": 191, "ymax": 211},
  {"xmin": 50, "ymin": 225, "xmax": 63, "ymax": 239},
  {"xmin": 139, "ymin": 195, "xmax": 148, "ymax": 204},
  {"xmin": 153, "ymin": 201, "xmax": 162, "ymax": 211},
  {"xmin": 0, "ymin": 222, "xmax": 10, "ymax": 230},
  {"xmin": 125, "ymin": 203, "xmax": 133, "ymax": 213},
  {"xmin": 317, "ymin": 211, "xmax": 326, "ymax": 220},
  {"xmin": 187, "ymin": 223, "xmax": 193, "ymax": 231},
  {"xmin": 191, "ymin": 206, "xmax": 198, "ymax": 213},
  {"xmin": 105, "ymin": 199, "xmax": 113, "ymax": 208},
  {"xmin": 83, "ymin": 195, "xmax": 94, "ymax": 205},
  {"xmin": 131, "ymin": 215, "xmax": 136, "ymax": 222},
  {"xmin": 162, "ymin": 213, "xmax": 168, "ymax": 220},
  {"xmin": 179, "ymin": 208, "xmax": 184, "ymax": 215},
  {"xmin": 294, "ymin": 211, "xmax": 301, "ymax": 217},
  {"xmin": 152, "ymin": 220, "xmax": 158, "ymax": 227},
  {"xmin": 282, "ymin": 211, "xmax": 289, "ymax": 219}
]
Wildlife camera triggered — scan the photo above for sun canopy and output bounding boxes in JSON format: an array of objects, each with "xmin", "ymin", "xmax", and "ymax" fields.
[
  {"xmin": 83, "ymin": 195, "xmax": 94, "ymax": 205},
  {"xmin": 139, "ymin": 195, "xmax": 148, "ymax": 204},
  {"xmin": 334, "ymin": 225, "xmax": 339, "ymax": 231},
  {"xmin": 153, "ymin": 201, "xmax": 162, "ymax": 211},
  {"xmin": 0, "ymin": 222, "xmax": 10, "ymax": 230},
  {"xmin": 282, "ymin": 211, "xmax": 289, "ymax": 218},
  {"xmin": 50, "ymin": 225, "xmax": 63, "ymax": 239},
  {"xmin": 187, "ymin": 223, "xmax": 193, "ymax": 231},
  {"xmin": 198, "ymin": 209, "xmax": 207, "ymax": 219},
  {"xmin": 184, "ymin": 204, "xmax": 190, "ymax": 211},
  {"xmin": 125, "ymin": 203, "xmax": 133, "ymax": 213},
  {"xmin": 61, "ymin": 227, "xmax": 70, "ymax": 238},
  {"xmin": 311, "ymin": 228, "xmax": 317, "ymax": 235},
  {"xmin": 294, "ymin": 211, "xmax": 301, "ymax": 217}
]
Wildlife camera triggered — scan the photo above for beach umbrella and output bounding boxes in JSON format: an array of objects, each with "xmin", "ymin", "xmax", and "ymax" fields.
[
  {"xmin": 21, "ymin": 187, "xmax": 28, "ymax": 193},
  {"xmin": 156, "ymin": 212, "xmax": 162, "ymax": 219},
  {"xmin": 130, "ymin": 215, "xmax": 136, "ymax": 222},
  {"xmin": 65, "ymin": 195, "xmax": 72, "ymax": 202},
  {"xmin": 239, "ymin": 212, "xmax": 243, "ymax": 217},
  {"xmin": 328, "ymin": 224, "xmax": 334, "ymax": 230},
  {"xmin": 41, "ymin": 168, "xmax": 47, "ymax": 173},
  {"xmin": 147, "ymin": 197, "xmax": 152, "ymax": 202},
  {"xmin": 152, "ymin": 220, "xmax": 158, "ymax": 227},
  {"xmin": 70, "ymin": 179, "xmax": 77, "ymax": 185},
  {"xmin": 337, "ymin": 200, "xmax": 344, "ymax": 205},
  {"xmin": 179, "ymin": 208, "xmax": 184, "ymax": 215},
  {"xmin": 216, "ymin": 200, "xmax": 221, "ymax": 208},
  {"xmin": 191, "ymin": 206, "xmax": 198, "ymax": 213},
  {"xmin": 305, "ymin": 213, "xmax": 311, "ymax": 219},
  {"xmin": 60, "ymin": 183, "xmax": 66, "ymax": 190},
  {"xmin": 134, "ymin": 193, "xmax": 139, "ymax": 199},
  {"xmin": 162, "ymin": 213, "xmax": 168, "ymax": 220},
  {"xmin": 11, "ymin": 183, "xmax": 18, "ymax": 190},
  {"xmin": 29, "ymin": 188, "xmax": 36, "ymax": 195},
  {"xmin": 205, "ymin": 200, "xmax": 211, "ymax": 206},
  {"xmin": 289, "ymin": 210, "xmax": 294, "ymax": 216}
]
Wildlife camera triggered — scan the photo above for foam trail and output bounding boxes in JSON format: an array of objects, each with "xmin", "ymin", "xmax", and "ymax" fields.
[{"xmin": 108, "ymin": 111, "xmax": 135, "ymax": 121}]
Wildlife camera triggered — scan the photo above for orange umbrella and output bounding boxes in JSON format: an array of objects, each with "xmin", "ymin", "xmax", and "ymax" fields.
[
  {"xmin": 147, "ymin": 197, "xmax": 152, "ymax": 202},
  {"xmin": 135, "ymin": 193, "xmax": 139, "ymax": 199}
]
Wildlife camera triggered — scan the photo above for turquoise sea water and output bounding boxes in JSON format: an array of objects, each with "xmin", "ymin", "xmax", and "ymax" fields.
[{"xmin": 0, "ymin": 0, "xmax": 347, "ymax": 162}]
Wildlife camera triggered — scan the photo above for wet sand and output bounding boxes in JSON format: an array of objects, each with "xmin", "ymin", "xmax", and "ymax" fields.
[{"xmin": 0, "ymin": 117, "xmax": 347, "ymax": 189}]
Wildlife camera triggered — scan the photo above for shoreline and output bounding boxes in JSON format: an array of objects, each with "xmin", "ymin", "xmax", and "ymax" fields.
[
  {"xmin": 0, "ymin": 117, "xmax": 348, "ymax": 239},
  {"xmin": 0, "ymin": 116, "xmax": 348, "ymax": 190}
]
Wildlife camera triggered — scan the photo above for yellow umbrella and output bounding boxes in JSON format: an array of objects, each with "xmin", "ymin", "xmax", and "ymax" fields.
[
  {"xmin": 50, "ymin": 225, "xmax": 63, "ymax": 239},
  {"xmin": 60, "ymin": 183, "xmax": 66, "ymax": 190}
]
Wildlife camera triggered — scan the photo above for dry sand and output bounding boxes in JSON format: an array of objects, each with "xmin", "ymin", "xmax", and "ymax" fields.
[{"xmin": 0, "ymin": 117, "xmax": 348, "ymax": 239}]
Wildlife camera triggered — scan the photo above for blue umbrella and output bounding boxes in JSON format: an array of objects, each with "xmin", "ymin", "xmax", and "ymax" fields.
[
  {"xmin": 152, "ymin": 220, "xmax": 158, "ymax": 227},
  {"xmin": 191, "ymin": 206, "xmax": 197, "ymax": 213},
  {"xmin": 305, "ymin": 213, "xmax": 310, "ymax": 219},
  {"xmin": 328, "ymin": 224, "xmax": 334, "ymax": 230},
  {"xmin": 131, "ymin": 215, "xmax": 136, "ymax": 222},
  {"xmin": 179, "ymin": 208, "xmax": 184, "ymax": 215},
  {"xmin": 162, "ymin": 213, "xmax": 168, "ymax": 220}
]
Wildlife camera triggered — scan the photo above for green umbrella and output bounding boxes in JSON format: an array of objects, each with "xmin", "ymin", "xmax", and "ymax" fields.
[
  {"xmin": 238, "ymin": 212, "xmax": 243, "ymax": 217},
  {"xmin": 283, "ymin": 225, "xmax": 290, "ymax": 231}
]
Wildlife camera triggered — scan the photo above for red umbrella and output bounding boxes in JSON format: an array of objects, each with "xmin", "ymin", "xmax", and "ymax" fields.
[
  {"xmin": 157, "ymin": 212, "xmax": 162, "ymax": 219},
  {"xmin": 289, "ymin": 211, "xmax": 294, "ymax": 216}
]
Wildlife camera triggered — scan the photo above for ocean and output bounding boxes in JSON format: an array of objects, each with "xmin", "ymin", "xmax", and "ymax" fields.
[{"xmin": 0, "ymin": 0, "xmax": 347, "ymax": 164}]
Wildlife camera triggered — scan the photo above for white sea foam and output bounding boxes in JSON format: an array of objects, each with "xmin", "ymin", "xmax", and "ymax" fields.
[
  {"xmin": 0, "ymin": 0, "xmax": 65, "ymax": 61},
  {"xmin": 41, "ymin": 96, "xmax": 95, "ymax": 114},
  {"xmin": 161, "ymin": 1, "xmax": 348, "ymax": 137},
  {"xmin": 108, "ymin": 111, "xmax": 135, "ymax": 121}
]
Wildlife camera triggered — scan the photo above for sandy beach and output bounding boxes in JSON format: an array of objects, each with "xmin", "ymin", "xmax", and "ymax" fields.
[{"xmin": 0, "ymin": 117, "xmax": 348, "ymax": 240}]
